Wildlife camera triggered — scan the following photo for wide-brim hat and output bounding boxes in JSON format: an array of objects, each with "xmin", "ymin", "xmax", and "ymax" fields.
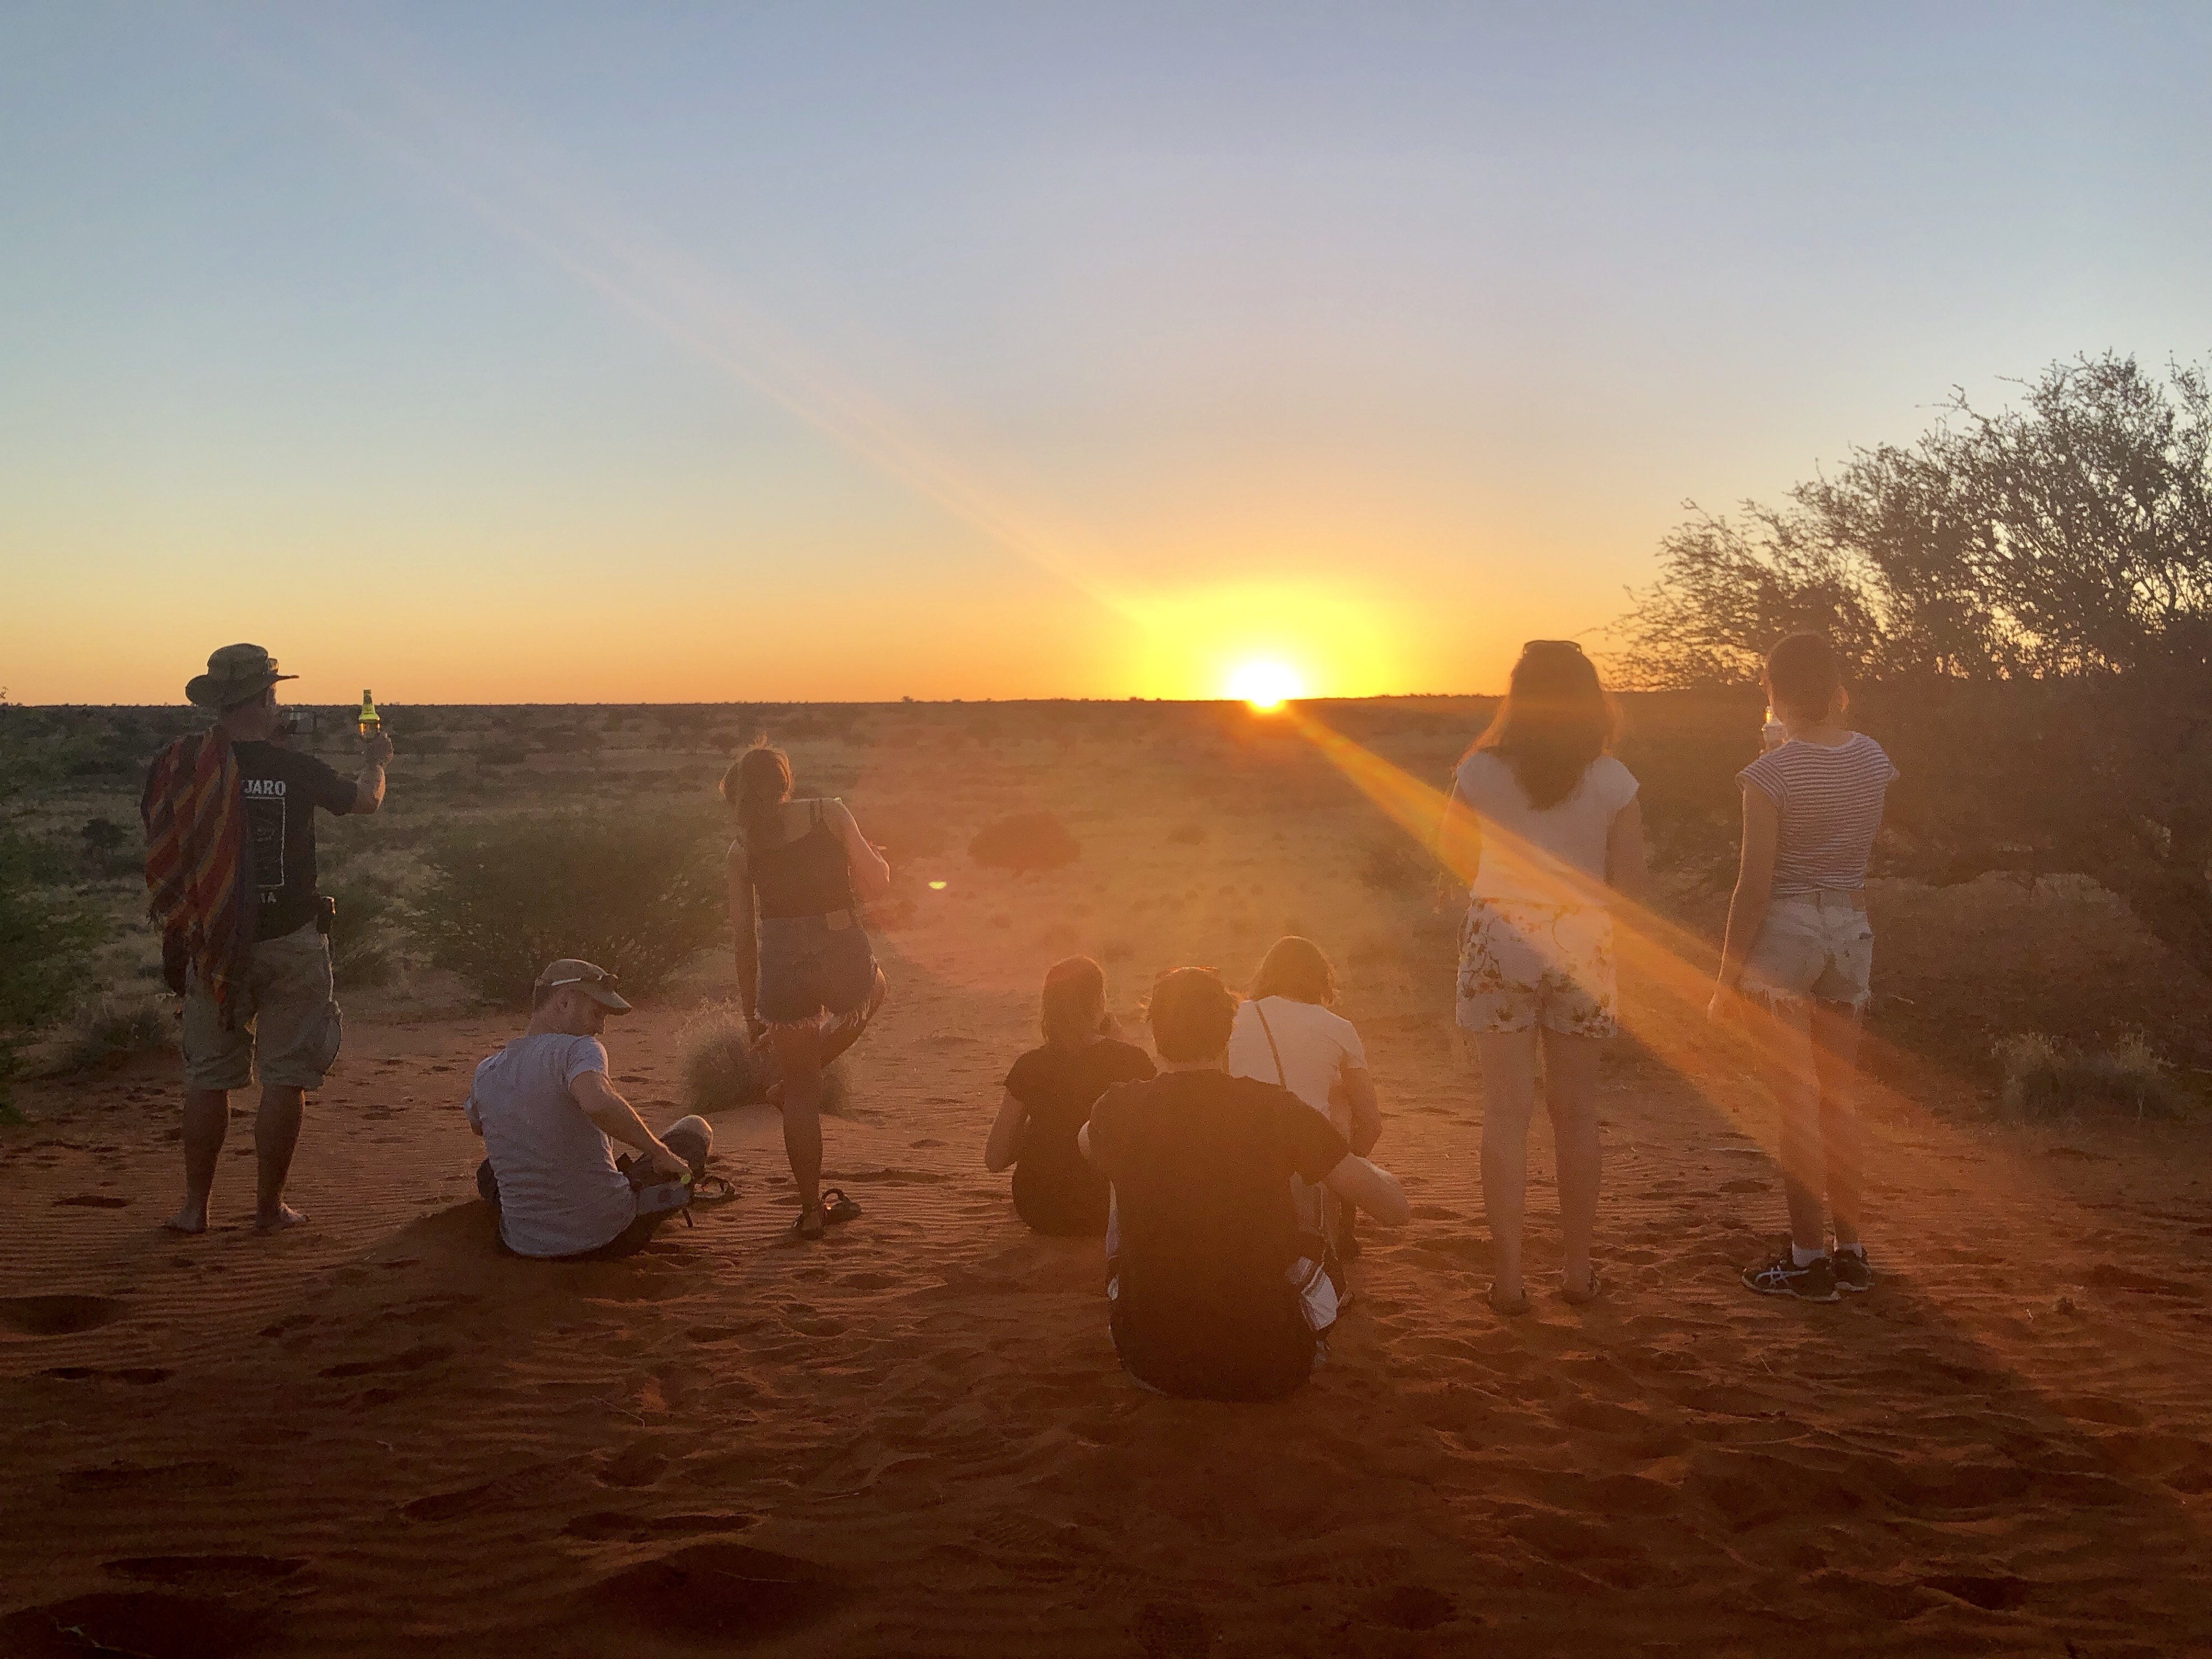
[
  {"xmin": 534, "ymin": 959, "xmax": 633, "ymax": 1013},
  {"xmin": 186, "ymin": 643, "xmax": 297, "ymax": 710}
]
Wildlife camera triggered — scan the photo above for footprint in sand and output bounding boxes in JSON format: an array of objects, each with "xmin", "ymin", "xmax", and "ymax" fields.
[
  {"xmin": 573, "ymin": 1543, "xmax": 846, "ymax": 1644},
  {"xmin": 60, "ymin": 1461, "xmax": 240, "ymax": 1495},
  {"xmin": 53, "ymin": 1193, "xmax": 130, "ymax": 1208},
  {"xmin": 0, "ymin": 1294, "xmax": 131, "ymax": 1336},
  {"xmin": 563, "ymin": 1511, "xmax": 755, "ymax": 1542},
  {"xmin": 104, "ymin": 1556, "xmax": 308, "ymax": 1590},
  {"xmin": 0, "ymin": 1593, "xmax": 271, "ymax": 1659},
  {"xmin": 1365, "ymin": 1584, "xmax": 1457, "ymax": 1632},
  {"xmin": 318, "ymin": 1344, "xmax": 454, "ymax": 1380},
  {"xmin": 1133, "ymin": 1598, "xmax": 1214, "ymax": 1658}
]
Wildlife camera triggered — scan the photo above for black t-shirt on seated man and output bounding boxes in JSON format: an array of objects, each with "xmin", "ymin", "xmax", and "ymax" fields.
[
  {"xmin": 230, "ymin": 741, "xmax": 356, "ymax": 940},
  {"xmin": 1086, "ymin": 1068, "xmax": 1351, "ymax": 1402}
]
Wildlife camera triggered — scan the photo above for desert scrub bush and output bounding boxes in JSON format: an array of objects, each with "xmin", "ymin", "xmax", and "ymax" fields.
[
  {"xmin": 52, "ymin": 995, "xmax": 174, "ymax": 1074},
  {"xmin": 413, "ymin": 812, "xmax": 724, "ymax": 1004},
  {"xmin": 969, "ymin": 811, "xmax": 1080, "ymax": 873},
  {"xmin": 326, "ymin": 881, "xmax": 403, "ymax": 990},
  {"xmin": 1994, "ymin": 1031, "xmax": 2188, "ymax": 1120},
  {"xmin": 1359, "ymin": 838, "xmax": 1433, "ymax": 899},
  {"xmin": 478, "ymin": 742, "xmax": 528, "ymax": 768},
  {"xmin": 679, "ymin": 1001, "xmax": 851, "ymax": 1116},
  {"xmin": 680, "ymin": 1002, "xmax": 771, "ymax": 1112}
]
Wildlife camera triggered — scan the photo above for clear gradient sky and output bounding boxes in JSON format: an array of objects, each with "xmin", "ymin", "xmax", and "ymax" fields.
[{"xmin": 4, "ymin": 3, "xmax": 2209, "ymax": 705}]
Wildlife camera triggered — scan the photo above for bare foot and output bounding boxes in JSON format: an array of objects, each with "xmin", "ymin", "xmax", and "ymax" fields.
[
  {"xmin": 1487, "ymin": 1282, "xmax": 1531, "ymax": 1317},
  {"xmin": 253, "ymin": 1204, "xmax": 306, "ymax": 1233},
  {"xmin": 162, "ymin": 1207, "xmax": 207, "ymax": 1235}
]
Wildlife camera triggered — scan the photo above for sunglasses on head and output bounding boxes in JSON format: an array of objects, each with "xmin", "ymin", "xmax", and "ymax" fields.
[{"xmin": 1521, "ymin": 639, "xmax": 1585, "ymax": 655}]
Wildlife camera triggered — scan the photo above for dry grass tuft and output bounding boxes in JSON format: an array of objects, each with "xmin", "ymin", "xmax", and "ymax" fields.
[
  {"xmin": 54, "ymin": 996, "xmax": 175, "ymax": 1074},
  {"xmin": 1994, "ymin": 1031, "xmax": 2189, "ymax": 1120}
]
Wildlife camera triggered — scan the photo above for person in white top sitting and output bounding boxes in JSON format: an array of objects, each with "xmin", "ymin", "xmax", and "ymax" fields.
[
  {"xmin": 1440, "ymin": 640, "xmax": 1647, "ymax": 1317},
  {"xmin": 1227, "ymin": 936, "xmax": 1380, "ymax": 1284},
  {"xmin": 465, "ymin": 958, "xmax": 713, "ymax": 1261}
]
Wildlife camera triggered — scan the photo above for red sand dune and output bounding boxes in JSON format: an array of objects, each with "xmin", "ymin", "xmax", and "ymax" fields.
[{"xmin": 4, "ymin": 946, "xmax": 2212, "ymax": 1657}]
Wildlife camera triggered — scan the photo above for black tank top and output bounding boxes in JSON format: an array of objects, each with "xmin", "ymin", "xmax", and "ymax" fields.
[{"xmin": 748, "ymin": 800, "xmax": 856, "ymax": 921}]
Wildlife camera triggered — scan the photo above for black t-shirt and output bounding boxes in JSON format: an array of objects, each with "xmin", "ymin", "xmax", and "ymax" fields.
[
  {"xmin": 1087, "ymin": 1069, "xmax": 1351, "ymax": 1401},
  {"xmin": 1003, "ymin": 1037, "xmax": 1156, "ymax": 1236},
  {"xmin": 230, "ymin": 741, "xmax": 355, "ymax": 939}
]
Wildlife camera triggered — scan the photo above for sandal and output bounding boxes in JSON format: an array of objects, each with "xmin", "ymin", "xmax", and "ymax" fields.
[
  {"xmin": 690, "ymin": 1175, "xmax": 738, "ymax": 1207},
  {"xmin": 792, "ymin": 1204, "xmax": 827, "ymax": 1240},
  {"xmin": 1560, "ymin": 1268, "xmax": 1603, "ymax": 1306},
  {"xmin": 821, "ymin": 1188, "xmax": 861, "ymax": 1226},
  {"xmin": 1487, "ymin": 1283, "xmax": 1531, "ymax": 1318}
]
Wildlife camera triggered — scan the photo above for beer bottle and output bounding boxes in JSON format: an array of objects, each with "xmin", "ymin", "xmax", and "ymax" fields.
[{"xmin": 358, "ymin": 690, "xmax": 381, "ymax": 739}]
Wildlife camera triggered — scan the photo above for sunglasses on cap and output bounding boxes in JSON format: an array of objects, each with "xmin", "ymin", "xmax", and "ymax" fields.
[{"xmin": 543, "ymin": 968, "xmax": 620, "ymax": 990}]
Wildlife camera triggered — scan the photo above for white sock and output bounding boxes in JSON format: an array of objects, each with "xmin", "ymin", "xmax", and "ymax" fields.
[
  {"xmin": 1835, "ymin": 1242, "xmax": 1866, "ymax": 1259},
  {"xmin": 1792, "ymin": 1244, "xmax": 1827, "ymax": 1268}
]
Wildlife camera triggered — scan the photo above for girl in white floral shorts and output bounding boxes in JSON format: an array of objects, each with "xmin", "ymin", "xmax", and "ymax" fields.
[{"xmin": 1441, "ymin": 641, "xmax": 1646, "ymax": 1317}]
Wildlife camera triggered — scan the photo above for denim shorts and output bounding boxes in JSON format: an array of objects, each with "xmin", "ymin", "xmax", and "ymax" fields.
[
  {"xmin": 757, "ymin": 912, "xmax": 878, "ymax": 1025},
  {"xmin": 1740, "ymin": 892, "xmax": 1874, "ymax": 1009}
]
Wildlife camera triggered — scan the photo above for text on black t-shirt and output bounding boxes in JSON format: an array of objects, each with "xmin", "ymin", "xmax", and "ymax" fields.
[{"xmin": 229, "ymin": 742, "xmax": 356, "ymax": 940}]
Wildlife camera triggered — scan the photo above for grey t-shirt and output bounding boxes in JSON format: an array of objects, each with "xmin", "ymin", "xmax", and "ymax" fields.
[{"xmin": 465, "ymin": 1034, "xmax": 635, "ymax": 1257}]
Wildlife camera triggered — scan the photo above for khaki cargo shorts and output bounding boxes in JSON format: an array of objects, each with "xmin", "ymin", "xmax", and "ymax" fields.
[{"xmin": 182, "ymin": 921, "xmax": 343, "ymax": 1092}]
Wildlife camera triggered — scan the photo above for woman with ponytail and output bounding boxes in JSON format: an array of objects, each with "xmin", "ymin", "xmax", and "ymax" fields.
[
  {"xmin": 985, "ymin": 956, "xmax": 1155, "ymax": 1235},
  {"xmin": 722, "ymin": 742, "xmax": 891, "ymax": 1240}
]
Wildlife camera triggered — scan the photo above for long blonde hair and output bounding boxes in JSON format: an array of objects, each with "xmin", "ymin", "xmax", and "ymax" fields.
[{"xmin": 719, "ymin": 743, "xmax": 793, "ymax": 848}]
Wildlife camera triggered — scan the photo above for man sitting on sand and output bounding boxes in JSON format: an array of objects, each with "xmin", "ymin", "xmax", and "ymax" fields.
[
  {"xmin": 1080, "ymin": 967, "xmax": 1411, "ymax": 1402},
  {"xmin": 466, "ymin": 959, "xmax": 715, "ymax": 1261}
]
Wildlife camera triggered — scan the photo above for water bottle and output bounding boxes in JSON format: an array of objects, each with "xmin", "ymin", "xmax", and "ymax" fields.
[{"xmin": 1762, "ymin": 706, "xmax": 1787, "ymax": 752}]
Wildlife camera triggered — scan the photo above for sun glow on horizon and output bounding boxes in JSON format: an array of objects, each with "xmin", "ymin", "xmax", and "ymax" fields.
[{"xmin": 1226, "ymin": 659, "xmax": 1305, "ymax": 712}]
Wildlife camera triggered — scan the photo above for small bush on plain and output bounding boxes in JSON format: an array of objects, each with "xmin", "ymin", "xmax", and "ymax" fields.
[
  {"xmin": 1995, "ymin": 1031, "xmax": 2188, "ymax": 1120},
  {"xmin": 969, "ymin": 811, "xmax": 1080, "ymax": 873},
  {"xmin": 54, "ymin": 996, "xmax": 174, "ymax": 1074},
  {"xmin": 413, "ymin": 812, "xmax": 725, "ymax": 1005}
]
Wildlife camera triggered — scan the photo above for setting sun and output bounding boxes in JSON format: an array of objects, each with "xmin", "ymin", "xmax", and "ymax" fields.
[{"xmin": 1226, "ymin": 659, "xmax": 1305, "ymax": 711}]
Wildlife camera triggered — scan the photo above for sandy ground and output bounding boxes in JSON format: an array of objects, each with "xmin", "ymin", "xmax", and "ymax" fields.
[{"xmin": 5, "ymin": 899, "xmax": 2212, "ymax": 1659}]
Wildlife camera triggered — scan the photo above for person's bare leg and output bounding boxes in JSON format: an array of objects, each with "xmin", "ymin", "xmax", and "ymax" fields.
[
  {"xmin": 253, "ymin": 1085, "xmax": 307, "ymax": 1231},
  {"xmin": 1811, "ymin": 1000, "xmax": 1866, "ymax": 1249},
  {"xmin": 167, "ymin": 1088, "xmax": 230, "ymax": 1233},
  {"xmin": 1541, "ymin": 1029, "xmax": 1603, "ymax": 1297},
  {"xmin": 1475, "ymin": 1030, "xmax": 1540, "ymax": 1308},
  {"xmin": 1753, "ymin": 995, "xmax": 1827, "ymax": 1255},
  {"xmin": 770, "ymin": 1023, "xmax": 825, "ymax": 1228}
]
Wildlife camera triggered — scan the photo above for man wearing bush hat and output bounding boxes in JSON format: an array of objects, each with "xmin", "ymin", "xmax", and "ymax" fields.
[
  {"xmin": 143, "ymin": 643, "xmax": 393, "ymax": 1235},
  {"xmin": 463, "ymin": 958, "xmax": 716, "ymax": 1260}
]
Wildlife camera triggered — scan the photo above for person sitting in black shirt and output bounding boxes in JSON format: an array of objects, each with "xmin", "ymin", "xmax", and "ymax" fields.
[
  {"xmin": 1080, "ymin": 967, "xmax": 1410, "ymax": 1402},
  {"xmin": 985, "ymin": 956, "xmax": 1155, "ymax": 1236}
]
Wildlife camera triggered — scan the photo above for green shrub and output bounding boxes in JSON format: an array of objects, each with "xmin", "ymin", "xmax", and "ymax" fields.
[{"xmin": 413, "ymin": 812, "xmax": 725, "ymax": 1004}]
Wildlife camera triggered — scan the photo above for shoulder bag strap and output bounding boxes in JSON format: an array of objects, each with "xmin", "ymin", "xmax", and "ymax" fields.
[{"xmin": 1252, "ymin": 998, "xmax": 1289, "ymax": 1090}]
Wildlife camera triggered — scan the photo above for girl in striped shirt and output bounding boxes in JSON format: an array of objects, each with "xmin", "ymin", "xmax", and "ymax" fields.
[{"xmin": 1710, "ymin": 633, "xmax": 1897, "ymax": 1304}]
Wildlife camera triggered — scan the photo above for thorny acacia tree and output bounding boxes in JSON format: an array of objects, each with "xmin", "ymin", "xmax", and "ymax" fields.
[{"xmin": 1615, "ymin": 353, "xmax": 2212, "ymax": 974}]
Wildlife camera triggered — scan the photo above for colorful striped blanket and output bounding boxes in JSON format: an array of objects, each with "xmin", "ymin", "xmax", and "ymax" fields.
[{"xmin": 140, "ymin": 729, "xmax": 254, "ymax": 1026}]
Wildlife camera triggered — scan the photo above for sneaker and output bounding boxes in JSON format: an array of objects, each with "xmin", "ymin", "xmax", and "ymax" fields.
[
  {"xmin": 1742, "ymin": 1251, "xmax": 1839, "ymax": 1302},
  {"xmin": 1831, "ymin": 1248, "xmax": 1872, "ymax": 1293}
]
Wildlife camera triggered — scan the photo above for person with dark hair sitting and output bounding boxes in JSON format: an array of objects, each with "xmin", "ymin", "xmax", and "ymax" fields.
[
  {"xmin": 985, "ymin": 956, "xmax": 1155, "ymax": 1236},
  {"xmin": 465, "ymin": 959, "xmax": 715, "ymax": 1261},
  {"xmin": 1080, "ymin": 968, "xmax": 1410, "ymax": 1402}
]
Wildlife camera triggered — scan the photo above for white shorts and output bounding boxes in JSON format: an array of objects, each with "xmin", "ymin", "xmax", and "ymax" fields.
[{"xmin": 1455, "ymin": 899, "xmax": 1618, "ymax": 1039}]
